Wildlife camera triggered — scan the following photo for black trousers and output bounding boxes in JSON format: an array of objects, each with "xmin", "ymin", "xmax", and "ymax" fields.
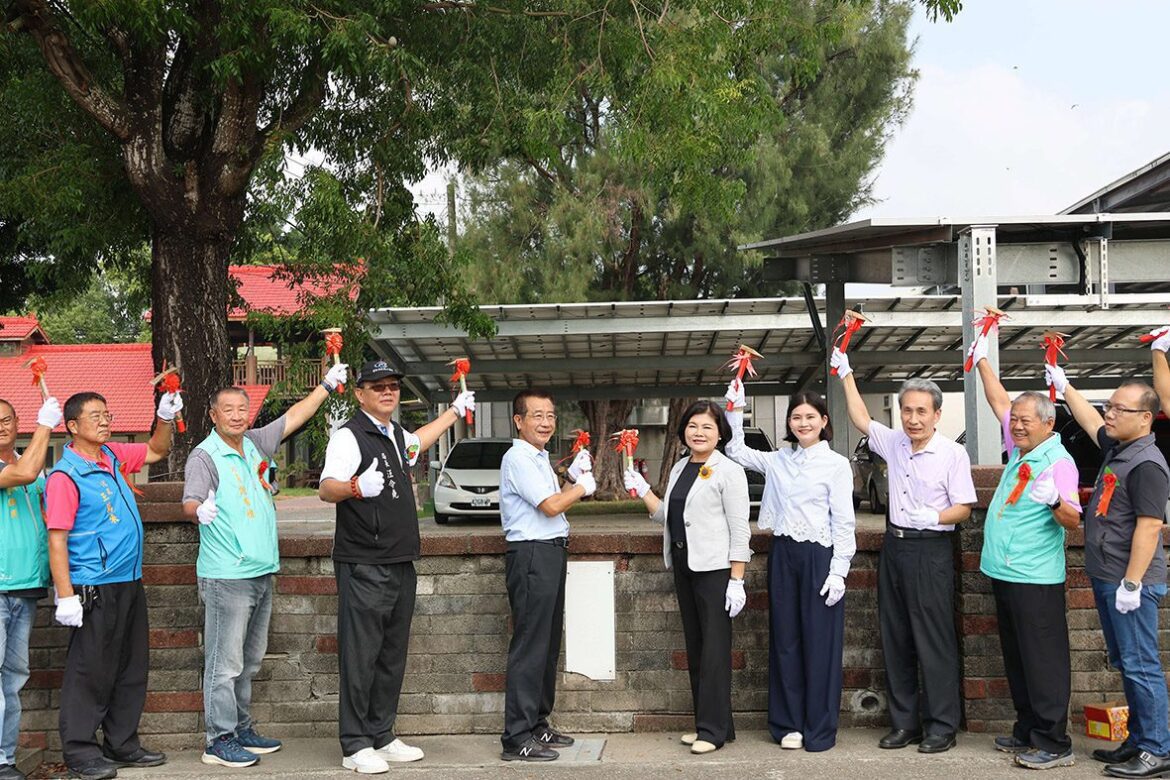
[
  {"xmin": 671, "ymin": 546, "xmax": 735, "ymax": 747},
  {"xmin": 992, "ymin": 578, "xmax": 1072, "ymax": 754},
  {"xmin": 768, "ymin": 536, "xmax": 844, "ymax": 751},
  {"xmin": 501, "ymin": 541, "xmax": 567, "ymax": 749},
  {"xmin": 59, "ymin": 579, "xmax": 149, "ymax": 766},
  {"xmin": 878, "ymin": 532, "xmax": 961, "ymax": 735},
  {"xmin": 335, "ymin": 561, "xmax": 417, "ymax": 755}
]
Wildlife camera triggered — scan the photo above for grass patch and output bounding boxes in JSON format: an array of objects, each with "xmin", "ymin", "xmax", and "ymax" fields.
[
  {"xmin": 274, "ymin": 487, "xmax": 319, "ymax": 499},
  {"xmin": 566, "ymin": 499, "xmax": 648, "ymax": 516}
]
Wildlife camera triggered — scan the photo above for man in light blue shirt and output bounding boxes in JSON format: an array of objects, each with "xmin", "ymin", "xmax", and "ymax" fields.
[{"xmin": 499, "ymin": 389, "xmax": 594, "ymax": 762}]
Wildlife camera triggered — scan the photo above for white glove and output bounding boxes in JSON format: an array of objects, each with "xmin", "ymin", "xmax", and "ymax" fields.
[
  {"xmin": 623, "ymin": 467, "xmax": 651, "ymax": 498},
  {"xmin": 451, "ymin": 390, "xmax": 476, "ymax": 418},
  {"xmin": 156, "ymin": 391, "xmax": 184, "ymax": 422},
  {"xmin": 37, "ymin": 397, "xmax": 63, "ymax": 429},
  {"xmin": 724, "ymin": 379, "xmax": 746, "ymax": 410},
  {"xmin": 567, "ymin": 449, "xmax": 593, "ymax": 481},
  {"xmin": 904, "ymin": 507, "xmax": 940, "ymax": 529},
  {"xmin": 830, "ymin": 348, "xmax": 852, "ymax": 378},
  {"xmin": 55, "ymin": 595, "xmax": 83, "ymax": 628},
  {"xmin": 196, "ymin": 489, "xmax": 218, "ymax": 525},
  {"xmin": 1029, "ymin": 470, "xmax": 1060, "ymax": 507},
  {"xmin": 725, "ymin": 579, "xmax": 746, "ymax": 618},
  {"xmin": 323, "ymin": 362, "xmax": 349, "ymax": 391},
  {"xmin": 576, "ymin": 471, "xmax": 597, "ymax": 497},
  {"xmin": 820, "ymin": 574, "xmax": 846, "ymax": 607},
  {"xmin": 356, "ymin": 462, "xmax": 384, "ymax": 498},
  {"xmin": 1116, "ymin": 580, "xmax": 1142, "ymax": 614},
  {"xmin": 1044, "ymin": 364, "xmax": 1069, "ymax": 395},
  {"xmin": 1149, "ymin": 327, "xmax": 1170, "ymax": 353},
  {"xmin": 966, "ymin": 334, "xmax": 989, "ymax": 367}
]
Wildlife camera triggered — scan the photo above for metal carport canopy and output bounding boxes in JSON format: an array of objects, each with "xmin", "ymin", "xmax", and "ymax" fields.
[{"xmin": 365, "ymin": 294, "xmax": 1169, "ymax": 404}]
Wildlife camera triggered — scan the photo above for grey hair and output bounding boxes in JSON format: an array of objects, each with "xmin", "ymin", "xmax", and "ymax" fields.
[
  {"xmin": 1011, "ymin": 391, "xmax": 1056, "ymax": 422},
  {"xmin": 897, "ymin": 378, "xmax": 943, "ymax": 412}
]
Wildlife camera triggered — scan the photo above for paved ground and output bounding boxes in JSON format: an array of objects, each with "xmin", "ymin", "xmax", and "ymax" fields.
[{"xmin": 33, "ymin": 729, "xmax": 1123, "ymax": 779}]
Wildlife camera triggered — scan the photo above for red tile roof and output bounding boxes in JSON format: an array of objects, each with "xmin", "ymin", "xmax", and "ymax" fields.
[
  {"xmin": 0, "ymin": 316, "xmax": 48, "ymax": 343},
  {"xmin": 229, "ymin": 264, "xmax": 360, "ymax": 320},
  {"xmin": 0, "ymin": 344, "xmax": 269, "ymax": 435}
]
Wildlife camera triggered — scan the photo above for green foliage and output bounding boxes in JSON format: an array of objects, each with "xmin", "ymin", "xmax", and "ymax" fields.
[
  {"xmin": 460, "ymin": 0, "xmax": 916, "ymax": 305},
  {"xmin": 26, "ymin": 265, "xmax": 151, "ymax": 345}
]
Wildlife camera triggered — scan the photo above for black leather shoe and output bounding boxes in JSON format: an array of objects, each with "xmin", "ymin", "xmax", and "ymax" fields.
[
  {"xmin": 534, "ymin": 727, "xmax": 575, "ymax": 747},
  {"xmin": 994, "ymin": 735, "xmax": 1030, "ymax": 753},
  {"xmin": 101, "ymin": 747, "xmax": 167, "ymax": 768},
  {"xmin": 0, "ymin": 763, "xmax": 27, "ymax": 780},
  {"xmin": 67, "ymin": 758, "xmax": 118, "ymax": 780},
  {"xmin": 1104, "ymin": 751, "xmax": 1170, "ymax": 778},
  {"xmin": 878, "ymin": 728, "xmax": 923, "ymax": 749},
  {"xmin": 918, "ymin": 733, "xmax": 957, "ymax": 754},
  {"xmin": 1097, "ymin": 744, "xmax": 1144, "ymax": 764},
  {"xmin": 501, "ymin": 739, "xmax": 559, "ymax": 762}
]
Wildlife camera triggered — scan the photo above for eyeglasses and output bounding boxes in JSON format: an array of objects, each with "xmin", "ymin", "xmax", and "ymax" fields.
[
  {"xmin": 80, "ymin": 412, "xmax": 114, "ymax": 424},
  {"xmin": 363, "ymin": 383, "xmax": 401, "ymax": 394},
  {"xmin": 525, "ymin": 413, "xmax": 557, "ymax": 423},
  {"xmin": 1102, "ymin": 402, "xmax": 1150, "ymax": 417}
]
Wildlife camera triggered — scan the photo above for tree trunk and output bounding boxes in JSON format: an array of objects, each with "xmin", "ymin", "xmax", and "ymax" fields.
[
  {"xmin": 655, "ymin": 396, "xmax": 695, "ymax": 494},
  {"xmin": 150, "ymin": 228, "xmax": 235, "ymax": 477},
  {"xmin": 579, "ymin": 399, "xmax": 636, "ymax": 500}
]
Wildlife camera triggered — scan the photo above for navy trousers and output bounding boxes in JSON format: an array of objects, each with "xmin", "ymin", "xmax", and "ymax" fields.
[{"xmin": 767, "ymin": 536, "xmax": 845, "ymax": 751}]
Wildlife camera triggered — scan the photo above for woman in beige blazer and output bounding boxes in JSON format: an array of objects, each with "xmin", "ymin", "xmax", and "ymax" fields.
[{"xmin": 624, "ymin": 401, "xmax": 751, "ymax": 755}]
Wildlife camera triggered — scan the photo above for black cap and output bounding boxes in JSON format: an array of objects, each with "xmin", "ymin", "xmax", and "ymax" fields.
[{"xmin": 356, "ymin": 360, "xmax": 404, "ymax": 385}]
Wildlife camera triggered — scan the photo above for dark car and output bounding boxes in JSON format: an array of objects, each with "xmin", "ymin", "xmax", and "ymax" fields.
[
  {"xmin": 741, "ymin": 426, "xmax": 776, "ymax": 520},
  {"xmin": 850, "ymin": 436, "xmax": 889, "ymax": 513}
]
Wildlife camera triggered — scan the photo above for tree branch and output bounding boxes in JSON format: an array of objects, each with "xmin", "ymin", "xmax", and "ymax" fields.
[{"xmin": 11, "ymin": 0, "xmax": 131, "ymax": 141}]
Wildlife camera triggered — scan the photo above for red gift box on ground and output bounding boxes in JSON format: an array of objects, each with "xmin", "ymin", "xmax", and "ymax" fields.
[{"xmin": 1084, "ymin": 701, "xmax": 1129, "ymax": 742}]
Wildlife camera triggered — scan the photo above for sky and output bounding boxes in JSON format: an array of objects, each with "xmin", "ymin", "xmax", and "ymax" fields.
[{"xmin": 856, "ymin": 0, "xmax": 1170, "ymax": 219}]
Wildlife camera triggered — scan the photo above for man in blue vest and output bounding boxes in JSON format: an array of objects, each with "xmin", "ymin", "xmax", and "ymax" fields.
[
  {"xmin": 0, "ymin": 396, "xmax": 61, "ymax": 780},
  {"xmin": 1048, "ymin": 362, "xmax": 1170, "ymax": 779},
  {"xmin": 45, "ymin": 389, "xmax": 181, "ymax": 780},
  {"xmin": 970, "ymin": 337, "xmax": 1080, "ymax": 770},
  {"xmin": 319, "ymin": 360, "xmax": 474, "ymax": 775},
  {"xmin": 181, "ymin": 363, "xmax": 348, "ymax": 769}
]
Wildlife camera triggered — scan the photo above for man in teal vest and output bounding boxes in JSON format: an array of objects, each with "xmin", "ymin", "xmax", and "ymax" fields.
[
  {"xmin": 970, "ymin": 336, "xmax": 1081, "ymax": 770},
  {"xmin": 182, "ymin": 362, "xmax": 347, "ymax": 769},
  {"xmin": 0, "ymin": 396, "xmax": 61, "ymax": 780}
]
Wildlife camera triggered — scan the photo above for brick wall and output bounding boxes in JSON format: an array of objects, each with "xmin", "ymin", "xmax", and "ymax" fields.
[{"xmin": 16, "ymin": 469, "xmax": 1147, "ymax": 761}]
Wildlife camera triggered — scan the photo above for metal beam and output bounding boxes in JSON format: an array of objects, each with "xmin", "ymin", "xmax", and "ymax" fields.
[
  {"xmin": 824, "ymin": 282, "xmax": 849, "ymax": 456},
  {"xmin": 960, "ymin": 227, "xmax": 1002, "ymax": 465}
]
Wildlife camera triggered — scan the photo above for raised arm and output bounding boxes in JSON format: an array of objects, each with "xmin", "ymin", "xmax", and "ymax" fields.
[
  {"xmin": 0, "ymin": 398, "xmax": 60, "ymax": 488},
  {"xmin": 830, "ymin": 349, "xmax": 872, "ymax": 436},
  {"xmin": 1151, "ymin": 331, "xmax": 1170, "ymax": 413},
  {"xmin": 1046, "ymin": 365, "xmax": 1103, "ymax": 444},
  {"xmin": 970, "ymin": 336, "xmax": 1011, "ymax": 420},
  {"xmin": 721, "ymin": 382, "xmax": 775, "ymax": 475}
]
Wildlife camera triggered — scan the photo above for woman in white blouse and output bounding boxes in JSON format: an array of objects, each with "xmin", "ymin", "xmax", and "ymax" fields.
[
  {"xmin": 724, "ymin": 381, "xmax": 856, "ymax": 752},
  {"xmin": 623, "ymin": 401, "xmax": 751, "ymax": 756}
]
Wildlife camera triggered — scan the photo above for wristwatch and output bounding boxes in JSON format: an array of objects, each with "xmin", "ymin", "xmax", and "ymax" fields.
[
  {"xmin": 1123, "ymin": 579, "xmax": 1141, "ymax": 592},
  {"xmin": 1048, "ymin": 496, "xmax": 1061, "ymax": 509}
]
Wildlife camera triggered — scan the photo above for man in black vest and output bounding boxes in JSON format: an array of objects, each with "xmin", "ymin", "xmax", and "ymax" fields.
[
  {"xmin": 319, "ymin": 360, "xmax": 474, "ymax": 775},
  {"xmin": 1048, "ymin": 363, "xmax": 1170, "ymax": 778}
]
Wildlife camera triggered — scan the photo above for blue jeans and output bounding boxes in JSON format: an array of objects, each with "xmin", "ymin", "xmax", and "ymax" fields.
[
  {"xmin": 0, "ymin": 596, "xmax": 36, "ymax": 766},
  {"xmin": 1091, "ymin": 577, "xmax": 1170, "ymax": 755},
  {"xmin": 198, "ymin": 576, "xmax": 273, "ymax": 745}
]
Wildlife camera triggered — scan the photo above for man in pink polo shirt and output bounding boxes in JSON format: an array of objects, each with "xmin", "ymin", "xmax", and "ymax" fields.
[{"xmin": 832, "ymin": 349, "xmax": 976, "ymax": 755}]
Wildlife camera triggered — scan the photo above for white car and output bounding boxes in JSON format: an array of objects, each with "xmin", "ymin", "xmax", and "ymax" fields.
[{"xmin": 432, "ymin": 438, "xmax": 512, "ymax": 525}]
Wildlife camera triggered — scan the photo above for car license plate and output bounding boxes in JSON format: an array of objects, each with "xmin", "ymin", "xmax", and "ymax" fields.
[{"xmin": 470, "ymin": 497, "xmax": 491, "ymax": 508}]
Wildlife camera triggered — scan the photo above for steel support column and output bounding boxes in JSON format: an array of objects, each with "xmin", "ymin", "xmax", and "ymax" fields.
[
  {"xmin": 824, "ymin": 281, "xmax": 849, "ymax": 457},
  {"xmin": 960, "ymin": 226, "xmax": 1001, "ymax": 465}
]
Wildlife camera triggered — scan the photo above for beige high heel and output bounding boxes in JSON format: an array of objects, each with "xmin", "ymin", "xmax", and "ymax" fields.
[{"xmin": 680, "ymin": 733, "xmax": 697, "ymax": 746}]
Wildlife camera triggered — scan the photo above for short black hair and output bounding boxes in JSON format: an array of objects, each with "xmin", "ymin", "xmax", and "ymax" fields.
[
  {"xmin": 209, "ymin": 386, "xmax": 250, "ymax": 407},
  {"xmin": 1119, "ymin": 380, "xmax": 1160, "ymax": 414},
  {"xmin": 783, "ymin": 391, "xmax": 833, "ymax": 443},
  {"xmin": 64, "ymin": 392, "xmax": 107, "ymax": 424},
  {"xmin": 677, "ymin": 400, "xmax": 732, "ymax": 452},
  {"xmin": 513, "ymin": 388, "xmax": 555, "ymax": 418}
]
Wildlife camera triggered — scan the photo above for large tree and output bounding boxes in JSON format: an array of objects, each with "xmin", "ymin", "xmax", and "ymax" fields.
[{"xmin": 458, "ymin": 0, "xmax": 921, "ymax": 496}]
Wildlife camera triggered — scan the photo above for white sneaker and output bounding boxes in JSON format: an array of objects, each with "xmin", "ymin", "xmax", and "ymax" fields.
[
  {"xmin": 342, "ymin": 747, "xmax": 390, "ymax": 774},
  {"xmin": 374, "ymin": 738, "xmax": 425, "ymax": 763},
  {"xmin": 780, "ymin": 732, "xmax": 803, "ymax": 749}
]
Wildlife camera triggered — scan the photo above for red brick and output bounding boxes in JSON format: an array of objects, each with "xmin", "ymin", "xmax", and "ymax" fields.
[
  {"xmin": 145, "ymin": 690, "xmax": 202, "ymax": 712},
  {"xmin": 842, "ymin": 668, "xmax": 872, "ymax": 688},
  {"xmin": 19, "ymin": 731, "xmax": 47, "ymax": 749},
  {"xmin": 473, "ymin": 673, "xmax": 506, "ymax": 692},
  {"xmin": 141, "ymin": 564, "xmax": 196, "ymax": 585},
  {"xmin": 988, "ymin": 678, "xmax": 1011, "ymax": 698},
  {"xmin": 279, "ymin": 536, "xmax": 333, "ymax": 558},
  {"xmin": 846, "ymin": 569, "xmax": 878, "ymax": 589},
  {"xmin": 633, "ymin": 713, "xmax": 694, "ymax": 732},
  {"xmin": 671, "ymin": 650, "xmax": 688, "ymax": 670},
  {"xmin": 316, "ymin": 635, "xmax": 338, "ymax": 654},
  {"xmin": 961, "ymin": 552, "xmax": 982, "ymax": 572},
  {"xmin": 746, "ymin": 591, "xmax": 769, "ymax": 611},
  {"xmin": 149, "ymin": 628, "xmax": 198, "ymax": 648},
  {"xmin": 963, "ymin": 679, "xmax": 987, "ymax": 699},
  {"xmin": 731, "ymin": 651, "xmax": 745, "ymax": 670},
  {"xmin": 26, "ymin": 670, "xmax": 63, "ymax": 689},
  {"xmin": 962, "ymin": 614, "xmax": 998, "ymax": 635},
  {"xmin": 277, "ymin": 576, "xmax": 337, "ymax": 595},
  {"xmin": 1065, "ymin": 569, "xmax": 1090, "ymax": 588},
  {"xmin": 967, "ymin": 719, "xmax": 988, "ymax": 733},
  {"xmin": 1067, "ymin": 588, "xmax": 1096, "ymax": 609}
]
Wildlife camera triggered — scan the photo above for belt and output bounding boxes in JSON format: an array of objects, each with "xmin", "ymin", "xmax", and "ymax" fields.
[
  {"xmin": 886, "ymin": 525, "xmax": 948, "ymax": 539},
  {"xmin": 510, "ymin": 537, "xmax": 569, "ymax": 548}
]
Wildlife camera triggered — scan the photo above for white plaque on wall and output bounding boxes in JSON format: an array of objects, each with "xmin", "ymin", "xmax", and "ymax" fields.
[{"xmin": 564, "ymin": 560, "xmax": 616, "ymax": 681}]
